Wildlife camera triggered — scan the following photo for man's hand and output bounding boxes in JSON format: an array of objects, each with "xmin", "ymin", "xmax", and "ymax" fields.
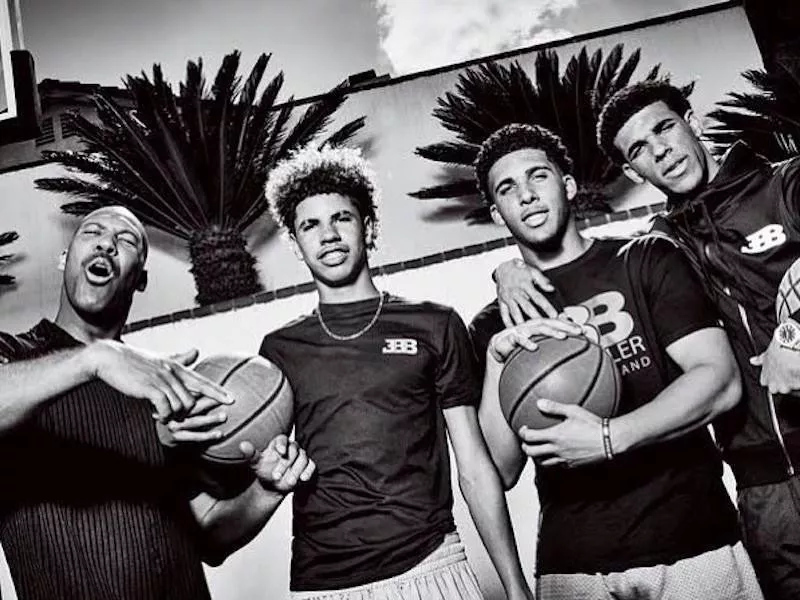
[
  {"xmin": 750, "ymin": 337, "xmax": 800, "ymax": 395},
  {"xmin": 489, "ymin": 317, "xmax": 584, "ymax": 363},
  {"xmin": 86, "ymin": 340, "xmax": 233, "ymax": 422},
  {"xmin": 518, "ymin": 400, "xmax": 605, "ymax": 468},
  {"xmin": 240, "ymin": 435, "xmax": 315, "ymax": 495},
  {"xmin": 160, "ymin": 396, "xmax": 229, "ymax": 444},
  {"xmin": 495, "ymin": 258, "xmax": 557, "ymax": 326}
]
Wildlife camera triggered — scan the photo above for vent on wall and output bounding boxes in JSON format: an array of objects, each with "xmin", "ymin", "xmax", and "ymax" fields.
[{"xmin": 60, "ymin": 113, "xmax": 77, "ymax": 138}]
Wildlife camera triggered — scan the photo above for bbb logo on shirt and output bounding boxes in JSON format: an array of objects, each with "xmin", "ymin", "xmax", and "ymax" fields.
[
  {"xmin": 382, "ymin": 338, "xmax": 418, "ymax": 355},
  {"xmin": 741, "ymin": 224, "xmax": 786, "ymax": 255}
]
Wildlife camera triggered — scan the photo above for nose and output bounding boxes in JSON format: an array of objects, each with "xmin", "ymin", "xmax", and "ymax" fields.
[
  {"xmin": 519, "ymin": 183, "xmax": 537, "ymax": 205},
  {"xmin": 652, "ymin": 138, "xmax": 671, "ymax": 162},
  {"xmin": 95, "ymin": 232, "xmax": 118, "ymax": 255},
  {"xmin": 320, "ymin": 221, "xmax": 341, "ymax": 242}
]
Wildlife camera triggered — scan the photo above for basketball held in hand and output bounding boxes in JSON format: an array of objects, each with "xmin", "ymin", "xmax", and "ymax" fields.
[
  {"xmin": 498, "ymin": 335, "xmax": 621, "ymax": 430},
  {"xmin": 157, "ymin": 353, "xmax": 294, "ymax": 497}
]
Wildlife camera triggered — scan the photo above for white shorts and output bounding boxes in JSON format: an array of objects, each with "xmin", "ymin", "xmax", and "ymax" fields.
[
  {"xmin": 290, "ymin": 532, "xmax": 485, "ymax": 600},
  {"xmin": 536, "ymin": 542, "xmax": 764, "ymax": 600}
]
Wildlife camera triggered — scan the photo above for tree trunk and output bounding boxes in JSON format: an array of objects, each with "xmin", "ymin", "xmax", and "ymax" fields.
[{"xmin": 189, "ymin": 228, "xmax": 262, "ymax": 306}]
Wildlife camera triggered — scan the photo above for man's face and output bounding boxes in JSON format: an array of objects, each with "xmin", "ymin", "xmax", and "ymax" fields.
[
  {"xmin": 62, "ymin": 211, "xmax": 147, "ymax": 318},
  {"xmin": 488, "ymin": 148, "xmax": 575, "ymax": 252},
  {"xmin": 614, "ymin": 101, "xmax": 712, "ymax": 196},
  {"xmin": 291, "ymin": 193, "xmax": 371, "ymax": 288}
]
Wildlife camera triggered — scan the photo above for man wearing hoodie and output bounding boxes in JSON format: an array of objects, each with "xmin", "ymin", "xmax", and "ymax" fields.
[{"xmin": 490, "ymin": 81, "xmax": 800, "ymax": 600}]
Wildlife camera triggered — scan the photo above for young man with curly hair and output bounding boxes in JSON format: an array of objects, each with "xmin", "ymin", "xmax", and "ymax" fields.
[
  {"xmin": 491, "ymin": 81, "xmax": 800, "ymax": 599},
  {"xmin": 472, "ymin": 123, "xmax": 762, "ymax": 599},
  {"xmin": 244, "ymin": 145, "xmax": 533, "ymax": 600}
]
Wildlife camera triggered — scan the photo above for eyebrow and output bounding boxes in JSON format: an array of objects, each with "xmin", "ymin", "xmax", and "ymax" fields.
[{"xmin": 493, "ymin": 165, "xmax": 551, "ymax": 193}]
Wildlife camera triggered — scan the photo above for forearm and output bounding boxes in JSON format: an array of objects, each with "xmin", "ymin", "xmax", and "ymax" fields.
[
  {"xmin": 611, "ymin": 363, "xmax": 740, "ymax": 454},
  {"xmin": 459, "ymin": 459, "xmax": 530, "ymax": 599},
  {"xmin": 192, "ymin": 481, "xmax": 287, "ymax": 565},
  {"xmin": 0, "ymin": 346, "xmax": 92, "ymax": 434},
  {"xmin": 479, "ymin": 358, "xmax": 526, "ymax": 488}
]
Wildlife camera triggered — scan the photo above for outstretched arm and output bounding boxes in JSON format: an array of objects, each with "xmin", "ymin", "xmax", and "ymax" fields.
[
  {"xmin": 0, "ymin": 341, "xmax": 231, "ymax": 437},
  {"xmin": 444, "ymin": 405, "xmax": 532, "ymax": 600}
]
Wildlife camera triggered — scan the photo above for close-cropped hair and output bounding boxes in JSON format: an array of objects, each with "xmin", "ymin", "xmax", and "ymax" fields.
[
  {"xmin": 265, "ymin": 145, "xmax": 380, "ymax": 247},
  {"xmin": 474, "ymin": 123, "xmax": 574, "ymax": 205},
  {"xmin": 597, "ymin": 80, "xmax": 692, "ymax": 164}
]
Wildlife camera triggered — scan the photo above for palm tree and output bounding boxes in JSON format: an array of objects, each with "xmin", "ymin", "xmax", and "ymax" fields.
[
  {"xmin": 35, "ymin": 51, "xmax": 365, "ymax": 306},
  {"xmin": 0, "ymin": 230, "xmax": 19, "ymax": 288},
  {"xmin": 706, "ymin": 63, "xmax": 800, "ymax": 162},
  {"xmin": 410, "ymin": 44, "xmax": 688, "ymax": 222}
]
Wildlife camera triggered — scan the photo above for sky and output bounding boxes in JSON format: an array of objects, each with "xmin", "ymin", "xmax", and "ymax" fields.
[{"xmin": 18, "ymin": 0, "xmax": 721, "ymax": 99}]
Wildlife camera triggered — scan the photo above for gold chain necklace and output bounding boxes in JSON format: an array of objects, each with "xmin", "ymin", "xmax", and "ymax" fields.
[{"xmin": 317, "ymin": 292, "xmax": 386, "ymax": 341}]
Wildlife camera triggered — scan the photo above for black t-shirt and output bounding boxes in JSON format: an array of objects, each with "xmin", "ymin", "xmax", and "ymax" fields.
[
  {"xmin": 0, "ymin": 320, "xmax": 210, "ymax": 600},
  {"xmin": 470, "ymin": 236, "xmax": 740, "ymax": 575},
  {"xmin": 259, "ymin": 294, "xmax": 480, "ymax": 591}
]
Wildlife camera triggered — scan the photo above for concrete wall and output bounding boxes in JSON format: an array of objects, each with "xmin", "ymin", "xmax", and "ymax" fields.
[{"xmin": 0, "ymin": 5, "xmax": 762, "ymax": 334}]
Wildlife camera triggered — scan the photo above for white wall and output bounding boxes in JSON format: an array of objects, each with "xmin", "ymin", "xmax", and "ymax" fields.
[{"xmin": 0, "ymin": 221, "xmax": 736, "ymax": 600}]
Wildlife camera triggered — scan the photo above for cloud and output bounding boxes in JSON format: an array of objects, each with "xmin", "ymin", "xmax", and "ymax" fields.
[{"xmin": 376, "ymin": 0, "xmax": 577, "ymax": 75}]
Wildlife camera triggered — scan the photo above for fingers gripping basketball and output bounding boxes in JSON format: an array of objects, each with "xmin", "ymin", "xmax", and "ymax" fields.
[{"xmin": 498, "ymin": 335, "xmax": 621, "ymax": 430}]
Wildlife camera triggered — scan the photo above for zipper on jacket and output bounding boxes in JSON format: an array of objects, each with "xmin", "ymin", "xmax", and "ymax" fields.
[{"xmin": 729, "ymin": 286, "xmax": 796, "ymax": 477}]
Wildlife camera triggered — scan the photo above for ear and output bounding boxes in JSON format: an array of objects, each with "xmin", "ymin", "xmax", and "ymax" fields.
[
  {"xmin": 288, "ymin": 234, "xmax": 304, "ymax": 261},
  {"xmin": 363, "ymin": 217, "xmax": 375, "ymax": 249},
  {"xmin": 622, "ymin": 163, "xmax": 645, "ymax": 185},
  {"xmin": 57, "ymin": 250, "xmax": 67, "ymax": 271},
  {"xmin": 684, "ymin": 109, "xmax": 704, "ymax": 138},
  {"xmin": 489, "ymin": 204, "xmax": 506, "ymax": 227},
  {"xmin": 563, "ymin": 175, "xmax": 578, "ymax": 201},
  {"xmin": 135, "ymin": 269, "xmax": 148, "ymax": 292}
]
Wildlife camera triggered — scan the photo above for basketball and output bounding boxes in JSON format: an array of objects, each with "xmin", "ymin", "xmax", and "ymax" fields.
[
  {"xmin": 498, "ymin": 335, "xmax": 621, "ymax": 430},
  {"xmin": 156, "ymin": 353, "xmax": 294, "ymax": 498},
  {"xmin": 194, "ymin": 354, "xmax": 294, "ymax": 464}
]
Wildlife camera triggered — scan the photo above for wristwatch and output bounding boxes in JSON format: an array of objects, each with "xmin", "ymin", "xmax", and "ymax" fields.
[{"xmin": 775, "ymin": 318, "xmax": 800, "ymax": 350}]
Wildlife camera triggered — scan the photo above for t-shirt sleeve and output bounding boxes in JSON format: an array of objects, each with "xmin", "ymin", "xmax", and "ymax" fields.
[
  {"xmin": 467, "ymin": 302, "xmax": 503, "ymax": 380},
  {"xmin": 436, "ymin": 309, "xmax": 482, "ymax": 410},
  {"xmin": 258, "ymin": 333, "xmax": 288, "ymax": 374},
  {"xmin": 638, "ymin": 236, "xmax": 721, "ymax": 348}
]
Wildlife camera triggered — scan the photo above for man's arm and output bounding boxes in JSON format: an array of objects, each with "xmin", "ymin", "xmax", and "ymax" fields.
[
  {"xmin": 519, "ymin": 326, "xmax": 741, "ymax": 467},
  {"xmin": 0, "ymin": 340, "xmax": 232, "ymax": 437},
  {"xmin": 192, "ymin": 436, "xmax": 314, "ymax": 565},
  {"xmin": 444, "ymin": 405, "xmax": 532, "ymax": 600},
  {"xmin": 478, "ymin": 356, "xmax": 527, "ymax": 489}
]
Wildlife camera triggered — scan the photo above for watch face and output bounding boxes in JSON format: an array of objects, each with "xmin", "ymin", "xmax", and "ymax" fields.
[{"xmin": 778, "ymin": 322, "xmax": 800, "ymax": 347}]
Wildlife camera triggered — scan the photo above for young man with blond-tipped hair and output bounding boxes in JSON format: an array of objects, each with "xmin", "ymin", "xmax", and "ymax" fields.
[{"xmin": 244, "ymin": 145, "xmax": 533, "ymax": 600}]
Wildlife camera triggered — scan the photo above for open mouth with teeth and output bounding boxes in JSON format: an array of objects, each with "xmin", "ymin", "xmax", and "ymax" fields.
[{"xmin": 84, "ymin": 257, "xmax": 116, "ymax": 284}]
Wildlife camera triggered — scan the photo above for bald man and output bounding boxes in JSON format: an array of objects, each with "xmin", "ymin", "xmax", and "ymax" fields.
[{"xmin": 0, "ymin": 207, "xmax": 235, "ymax": 600}]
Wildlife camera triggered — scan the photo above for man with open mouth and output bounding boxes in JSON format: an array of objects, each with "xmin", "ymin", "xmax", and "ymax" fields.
[{"xmin": 0, "ymin": 206, "xmax": 245, "ymax": 600}]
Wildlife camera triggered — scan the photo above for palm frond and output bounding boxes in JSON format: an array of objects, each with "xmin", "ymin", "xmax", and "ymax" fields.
[
  {"xmin": 410, "ymin": 43, "xmax": 675, "ymax": 220},
  {"xmin": 706, "ymin": 64, "xmax": 800, "ymax": 161},
  {"xmin": 36, "ymin": 50, "xmax": 367, "ymax": 238},
  {"xmin": 0, "ymin": 230, "xmax": 18, "ymax": 288},
  {"xmin": 408, "ymin": 179, "xmax": 478, "ymax": 199}
]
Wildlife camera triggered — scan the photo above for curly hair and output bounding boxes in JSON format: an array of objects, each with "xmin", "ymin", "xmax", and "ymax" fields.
[
  {"xmin": 265, "ymin": 145, "xmax": 380, "ymax": 247},
  {"xmin": 597, "ymin": 80, "xmax": 692, "ymax": 165},
  {"xmin": 474, "ymin": 123, "xmax": 574, "ymax": 205}
]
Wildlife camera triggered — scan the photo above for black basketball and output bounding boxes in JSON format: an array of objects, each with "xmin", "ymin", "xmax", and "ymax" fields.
[{"xmin": 498, "ymin": 335, "xmax": 621, "ymax": 430}]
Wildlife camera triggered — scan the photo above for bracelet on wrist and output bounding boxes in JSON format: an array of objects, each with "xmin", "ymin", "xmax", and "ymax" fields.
[{"xmin": 602, "ymin": 418, "xmax": 615, "ymax": 461}]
